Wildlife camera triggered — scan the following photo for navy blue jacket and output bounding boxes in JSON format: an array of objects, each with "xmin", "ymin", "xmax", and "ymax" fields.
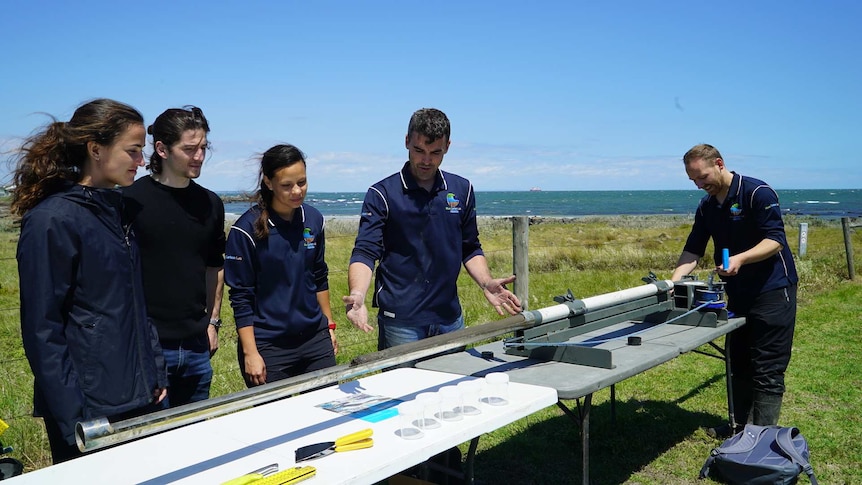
[
  {"xmin": 225, "ymin": 204, "xmax": 329, "ymax": 341},
  {"xmin": 17, "ymin": 184, "xmax": 167, "ymax": 445},
  {"xmin": 350, "ymin": 162, "xmax": 484, "ymax": 326},
  {"xmin": 683, "ymin": 172, "xmax": 799, "ymax": 299}
]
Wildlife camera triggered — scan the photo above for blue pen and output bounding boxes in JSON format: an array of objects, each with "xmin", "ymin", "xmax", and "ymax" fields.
[{"xmin": 722, "ymin": 248, "xmax": 730, "ymax": 270}]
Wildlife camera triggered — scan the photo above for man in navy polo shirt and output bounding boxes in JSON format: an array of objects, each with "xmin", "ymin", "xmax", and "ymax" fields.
[
  {"xmin": 344, "ymin": 108, "xmax": 522, "ymax": 350},
  {"xmin": 671, "ymin": 143, "xmax": 798, "ymax": 438}
]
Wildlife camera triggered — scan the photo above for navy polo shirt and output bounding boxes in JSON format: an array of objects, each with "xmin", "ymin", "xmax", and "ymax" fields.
[
  {"xmin": 683, "ymin": 172, "xmax": 798, "ymax": 298},
  {"xmin": 225, "ymin": 204, "xmax": 329, "ymax": 340},
  {"xmin": 350, "ymin": 162, "xmax": 483, "ymax": 326}
]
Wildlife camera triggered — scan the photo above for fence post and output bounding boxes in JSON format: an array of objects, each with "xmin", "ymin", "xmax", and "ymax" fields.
[
  {"xmin": 842, "ymin": 217, "xmax": 855, "ymax": 280},
  {"xmin": 512, "ymin": 216, "xmax": 529, "ymax": 310},
  {"xmin": 798, "ymin": 222, "xmax": 808, "ymax": 258}
]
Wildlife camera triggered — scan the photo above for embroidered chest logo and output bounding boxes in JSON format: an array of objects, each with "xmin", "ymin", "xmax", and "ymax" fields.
[
  {"xmin": 303, "ymin": 228, "xmax": 317, "ymax": 249},
  {"xmin": 729, "ymin": 202, "xmax": 744, "ymax": 221},
  {"xmin": 445, "ymin": 193, "xmax": 461, "ymax": 214}
]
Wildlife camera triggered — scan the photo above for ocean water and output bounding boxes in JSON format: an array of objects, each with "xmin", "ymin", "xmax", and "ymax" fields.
[{"xmin": 221, "ymin": 189, "xmax": 861, "ymax": 219}]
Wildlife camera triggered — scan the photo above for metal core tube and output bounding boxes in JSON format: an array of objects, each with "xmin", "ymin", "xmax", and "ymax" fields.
[
  {"xmin": 77, "ymin": 312, "xmax": 536, "ymax": 452},
  {"xmin": 76, "ymin": 281, "xmax": 674, "ymax": 452}
]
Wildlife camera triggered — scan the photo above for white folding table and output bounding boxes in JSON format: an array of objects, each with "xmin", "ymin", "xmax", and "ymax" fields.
[{"xmin": 8, "ymin": 368, "xmax": 557, "ymax": 484}]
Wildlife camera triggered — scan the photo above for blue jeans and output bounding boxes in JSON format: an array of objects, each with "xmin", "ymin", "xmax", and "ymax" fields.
[
  {"xmin": 159, "ymin": 333, "xmax": 213, "ymax": 409},
  {"xmin": 377, "ymin": 314, "xmax": 465, "ymax": 350}
]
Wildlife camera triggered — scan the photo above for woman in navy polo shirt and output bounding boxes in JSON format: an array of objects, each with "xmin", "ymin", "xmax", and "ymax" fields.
[{"xmin": 225, "ymin": 144, "xmax": 338, "ymax": 386}]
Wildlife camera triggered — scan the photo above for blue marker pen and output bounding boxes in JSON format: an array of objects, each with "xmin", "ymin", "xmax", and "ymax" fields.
[{"xmin": 722, "ymin": 248, "xmax": 730, "ymax": 270}]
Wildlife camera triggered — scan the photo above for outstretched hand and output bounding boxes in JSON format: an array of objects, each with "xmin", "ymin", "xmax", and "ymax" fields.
[
  {"xmin": 483, "ymin": 275, "xmax": 522, "ymax": 316},
  {"xmin": 343, "ymin": 292, "xmax": 374, "ymax": 333}
]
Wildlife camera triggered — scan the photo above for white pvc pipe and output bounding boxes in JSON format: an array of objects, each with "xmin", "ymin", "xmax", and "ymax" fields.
[
  {"xmin": 580, "ymin": 280, "xmax": 674, "ymax": 312},
  {"xmin": 525, "ymin": 280, "xmax": 673, "ymax": 324},
  {"xmin": 530, "ymin": 304, "xmax": 575, "ymax": 323}
]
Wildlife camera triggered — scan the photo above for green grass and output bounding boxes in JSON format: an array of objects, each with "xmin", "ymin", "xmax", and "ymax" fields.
[{"xmin": 1, "ymin": 213, "xmax": 860, "ymax": 484}]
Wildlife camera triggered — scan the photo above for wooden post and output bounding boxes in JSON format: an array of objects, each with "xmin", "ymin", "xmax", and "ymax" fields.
[
  {"xmin": 798, "ymin": 222, "xmax": 808, "ymax": 258},
  {"xmin": 512, "ymin": 216, "xmax": 530, "ymax": 310},
  {"xmin": 842, "ymin": 217, "xmax": 855, "ymax": 280}
]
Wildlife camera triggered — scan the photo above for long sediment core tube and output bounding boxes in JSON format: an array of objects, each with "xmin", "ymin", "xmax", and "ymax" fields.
[
  {"xmin": 77, "ymin": 313, "xmax": 534, "ymax": 452},
  {"xmin": 76, "ymin": 280, "xmax": 673, "ymax": 452}
]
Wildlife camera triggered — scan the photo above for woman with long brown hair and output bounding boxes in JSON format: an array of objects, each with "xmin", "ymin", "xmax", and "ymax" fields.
[
  {"xmin": 12, "ymin": 98, "xmax": 167, "ymax": 463},
  {"xmin": 224, "ymin": 144, "xmax": 338, "ymax": 387}
]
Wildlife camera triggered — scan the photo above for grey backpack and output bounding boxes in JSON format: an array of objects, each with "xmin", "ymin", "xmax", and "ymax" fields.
[{"xmin": 699, "ymin": 424, "xmax": 817, "ymax": 484}]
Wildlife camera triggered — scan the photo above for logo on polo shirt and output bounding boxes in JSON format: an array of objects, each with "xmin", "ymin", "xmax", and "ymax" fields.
[
  {"xmin": 730, "ymin": 202, "xmax": 744, "ymax": 221},
  {"xmin": 445, "ymin": 193, "xmax": 461, "ymax": 214},
  {"xmin": 303, "ymin": 227, "xmax": 317, "ymax": 249}
]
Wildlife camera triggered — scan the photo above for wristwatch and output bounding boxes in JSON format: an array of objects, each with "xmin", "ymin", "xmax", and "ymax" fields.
[{"xmin": 209, "ymin": 318, "xmax": 222, "ymax": 329}]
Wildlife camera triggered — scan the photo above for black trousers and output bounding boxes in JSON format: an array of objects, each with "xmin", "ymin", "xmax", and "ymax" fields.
[
  {"xmin": 42, "ymin": 415, "xmax": 83, "ymax": 464},
  {"xmin": 727, "ymin": 284, "xmax": 797, "ymax": 396},
  {"xmin": 238, "ymin": 327, "xmax": 336, "ymax": 387}
]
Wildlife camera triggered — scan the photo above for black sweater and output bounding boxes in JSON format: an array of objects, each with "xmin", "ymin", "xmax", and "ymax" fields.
[{"xmin": 123, "ymin": 176, "xmax": 225, "ymax": 339}]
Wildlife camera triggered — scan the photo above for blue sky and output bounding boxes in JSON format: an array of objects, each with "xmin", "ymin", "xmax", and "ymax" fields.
[{"xmin": 1, "ymin": 1, "xmax": 860, "ymax": 192}]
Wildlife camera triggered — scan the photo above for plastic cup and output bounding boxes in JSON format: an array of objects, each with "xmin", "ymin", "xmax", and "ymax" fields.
[
  {"xmin": 436, "ymin": 386, "xmax": 463, "ymax": 422},
  {"xmin": 415, "ymin": 392, "xmax": 442, "ymax": 429},
  {"xmin": 480, "ymin": 372, "xmax": 510, "ymax": 406},
  {"xmin": 456, "ymin": 380, "xmax": 483, "ymax": 416},
  {"xmin": 396, "ymin": 401, "xmax": 424, "ymax": 440}
]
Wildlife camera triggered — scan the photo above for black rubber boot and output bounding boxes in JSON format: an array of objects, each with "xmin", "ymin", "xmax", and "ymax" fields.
[{"xmin": 752, "ymin": 392, "xmax": 783, "ymax": 426}]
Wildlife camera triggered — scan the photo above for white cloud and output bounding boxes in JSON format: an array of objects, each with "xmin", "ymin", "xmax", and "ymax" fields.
[{"xmin": 182, "ymin": 138, "xmax": 859, "ymax": 193}]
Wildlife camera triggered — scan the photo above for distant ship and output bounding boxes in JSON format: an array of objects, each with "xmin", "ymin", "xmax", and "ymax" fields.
[{"xmin": 529, "ymin": 187, "xmax": 542, "ymax": 192}]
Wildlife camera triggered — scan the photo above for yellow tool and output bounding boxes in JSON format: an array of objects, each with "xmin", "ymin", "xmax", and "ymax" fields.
[
  {"xmin": 221, "ymin": 463, "xmax": 278, "ymax": 485},
  {"xmin": 247, "ymin": 466, "xmax": 316, "ymax": 485},
  {"xmin": 294, "ymin": 428, "xmax": 373, "ymax": 462}
]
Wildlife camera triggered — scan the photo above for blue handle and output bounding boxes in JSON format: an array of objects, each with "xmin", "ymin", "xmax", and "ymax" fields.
[{"xmin": 722, "ymin": 248, "xmax": 730, "ymax": 269}]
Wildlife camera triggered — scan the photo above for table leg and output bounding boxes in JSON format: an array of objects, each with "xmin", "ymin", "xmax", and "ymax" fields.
[
  {"xmin": 464, "ymin": 436, "xmax": 479, "ymax": 485},
  {"xmin": 697, "ymin": 339, "xmax": 736, "ymax": 429},
  {"xmin": 417, "ymin": 438, "xmax": 479, "ymax": 484},
  {"xmin": 582, "ymin": 393, "xmax": 591, "ymax": 485},
  {"xmin": 723, "ymin": 336, "xmax": 737, "ymax": 428},
  {"xmin": 555, "ymin": 392, "xmax": 593, "ymax": 485}
]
